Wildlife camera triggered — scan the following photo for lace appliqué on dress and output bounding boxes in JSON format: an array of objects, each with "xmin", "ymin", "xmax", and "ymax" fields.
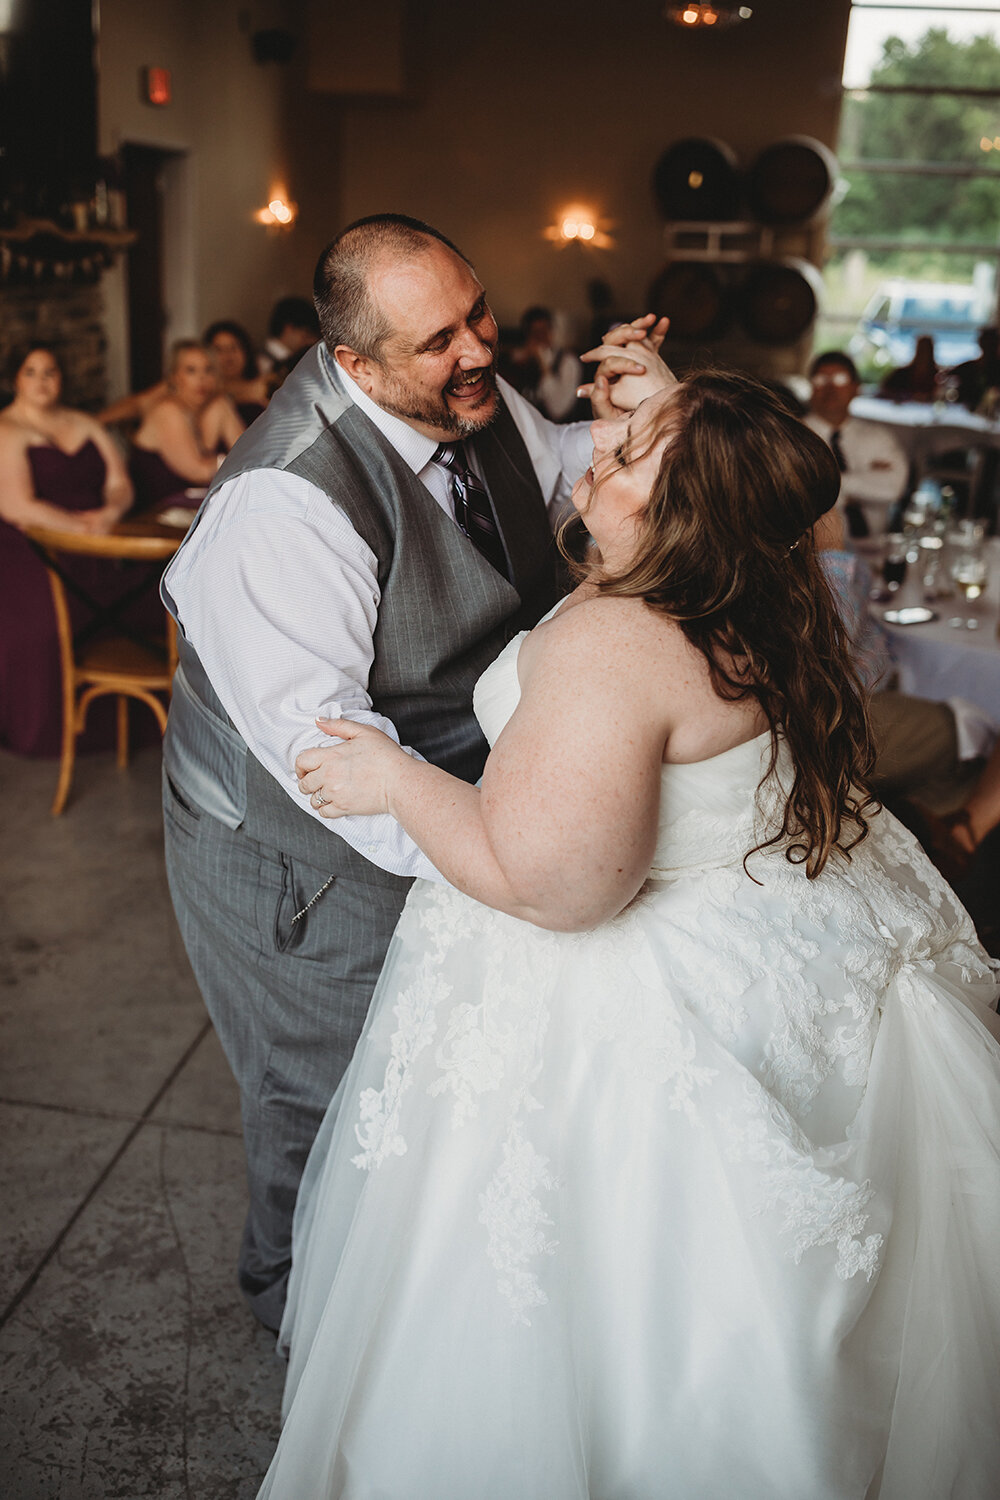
[
  {"xmin": 721, "ymin": 1078, "xmax": 883, "ymax": 1281},
  {"xmin": 352, "ymin": 882, "xmax": 562, "ymax": 1321},
  {"xmin": 478, "ymin": 1121, "xmax": 558, "ymax": 1326},
  {"xmin": 576, "ymin": 899, "xmax": 719, "ymax": 1119},
  {"xmin": 351, "ymin": 885, "xmax": 493, "ymax": 1169}
]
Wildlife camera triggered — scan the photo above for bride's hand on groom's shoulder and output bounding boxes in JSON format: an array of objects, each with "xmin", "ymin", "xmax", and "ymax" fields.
[{"xmin": 294, "ymin": 719, "xmax": 404, "ymax": 818}]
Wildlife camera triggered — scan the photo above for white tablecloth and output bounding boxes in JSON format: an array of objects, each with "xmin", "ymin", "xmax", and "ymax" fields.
[
  {"xmin": 868, "ymin": 536, "xmax": 1000, "ymax": 724},
  {"xmin": 850, "ymin": 396, "xmax": 1000, "ymax": 464}
]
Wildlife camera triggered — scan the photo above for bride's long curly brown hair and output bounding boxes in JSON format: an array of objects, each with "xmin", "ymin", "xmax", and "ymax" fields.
[{"xmin": 576, "ymin": 368, "xmax": 877, "ymax": 878}]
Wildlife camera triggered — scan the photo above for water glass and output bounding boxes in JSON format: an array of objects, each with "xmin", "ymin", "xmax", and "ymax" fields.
[{"xmin": 881, "ymin": 533, "xmax": 908, "ymax": 594}]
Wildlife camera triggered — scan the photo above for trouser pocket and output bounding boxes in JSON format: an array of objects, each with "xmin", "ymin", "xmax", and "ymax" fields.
[{"xmin": 272, "ymin": 857, "xmax": 337, "ymax": 954}]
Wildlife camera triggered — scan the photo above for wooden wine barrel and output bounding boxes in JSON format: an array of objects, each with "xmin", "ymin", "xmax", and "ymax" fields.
[
  {"xmin": 652, "ymin": 138, "xmax": 742, "ymax": 223},
  {"xmin": 746, "ymin": 137, "xmax": 837, "ymax": 226},
  {"xmin": 648, "ymin": 261, "xmax": 730, "ymax": 340},
  {"xmin": 737, "ymin": 258, "xmax": 822, "ymax": 345}
]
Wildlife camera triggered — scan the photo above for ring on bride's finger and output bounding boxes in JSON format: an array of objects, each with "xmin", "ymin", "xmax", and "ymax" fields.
[{"xmin": 312, "ymin": 790, "xmax": 328, "ymax": 808}]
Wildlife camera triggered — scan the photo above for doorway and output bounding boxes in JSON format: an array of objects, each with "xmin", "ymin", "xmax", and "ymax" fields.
[{"xmin": 121, "ymin": 144, "xmax": 192, "ymax": 390}]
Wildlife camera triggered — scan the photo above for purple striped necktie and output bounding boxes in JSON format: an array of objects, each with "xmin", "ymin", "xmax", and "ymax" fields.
[{"xmin": 432, "ymin": 441, "xmax": 510, "ymax": 581}]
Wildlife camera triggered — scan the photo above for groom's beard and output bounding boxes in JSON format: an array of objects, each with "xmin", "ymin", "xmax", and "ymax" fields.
[{"xmin": 376, "ymin": 364, "xmax": 499, "ymax": 439}]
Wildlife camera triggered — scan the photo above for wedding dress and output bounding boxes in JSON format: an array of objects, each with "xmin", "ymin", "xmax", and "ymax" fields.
[{"xmin": 258, "ymin": 621, "xmax": 1000, "ymax": 1500}]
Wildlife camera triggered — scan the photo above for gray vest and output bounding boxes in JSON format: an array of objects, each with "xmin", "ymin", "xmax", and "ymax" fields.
[{"xmin": 162, "ymin": 343, "xmax": 559, "ymax": 881}]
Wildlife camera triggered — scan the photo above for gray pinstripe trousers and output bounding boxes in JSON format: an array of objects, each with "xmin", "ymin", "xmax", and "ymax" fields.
[{"xmin": 162, "ymin": 770, "xmax": 410, "ymax": 1330}]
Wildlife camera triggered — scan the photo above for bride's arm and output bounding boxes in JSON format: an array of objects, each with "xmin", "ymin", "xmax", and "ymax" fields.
[{"xmin": 296, "ymin": 600, "xmax": 674, "ymax": 931}]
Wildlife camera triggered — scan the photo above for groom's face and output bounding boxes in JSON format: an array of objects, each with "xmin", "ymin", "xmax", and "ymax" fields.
[{"xmin": 348, "ymin": 241, "xmax": 500, "ymax": 441}]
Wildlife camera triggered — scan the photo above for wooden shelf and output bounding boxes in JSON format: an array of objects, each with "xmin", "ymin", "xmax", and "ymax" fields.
[
  {"xmin": 0, "ymin": 217, "xmax": 135, "ymax": 248},
  {"xmin": 661, "ymin": 220, "xmax": 825, "ymax": 266}
]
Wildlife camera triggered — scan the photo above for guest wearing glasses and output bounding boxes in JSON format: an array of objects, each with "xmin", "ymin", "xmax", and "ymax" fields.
[{"xmin": 803, "ymin": 351, "xmax": 908, "ymax": 537}]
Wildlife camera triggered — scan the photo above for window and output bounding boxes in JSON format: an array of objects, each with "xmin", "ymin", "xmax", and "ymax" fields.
[{"xmin": 820, "ymin": 2, "xmax": 1000, "ymax": 381}]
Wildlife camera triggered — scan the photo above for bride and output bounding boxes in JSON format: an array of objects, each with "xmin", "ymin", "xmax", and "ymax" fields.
[{"xmin": 258, "ymin": 370, "xmax": 1000, "ymax": 1500}]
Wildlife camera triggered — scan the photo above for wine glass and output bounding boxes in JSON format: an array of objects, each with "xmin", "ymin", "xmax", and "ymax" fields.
[{"xmin": 948, "ymin": 541, "xmax": 988, "ymax": 628}]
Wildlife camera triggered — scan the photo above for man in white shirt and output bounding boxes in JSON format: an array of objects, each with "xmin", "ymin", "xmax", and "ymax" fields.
[
  {"xmin": 803, "ymin": 351, "xmax": 909, "ymax": 536},
  {"xmin": 161, "ymin": 214, "xmax": 632, "ymax": 1331},
  {"xmin": 260, "ymin": 295, "xmax": 320, "ymax": 382}
]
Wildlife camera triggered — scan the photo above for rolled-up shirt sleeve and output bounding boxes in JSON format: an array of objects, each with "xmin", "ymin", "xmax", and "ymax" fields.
[{"xmin": 165, "ymin": 468, "xmax": 443, "ymax": 881}]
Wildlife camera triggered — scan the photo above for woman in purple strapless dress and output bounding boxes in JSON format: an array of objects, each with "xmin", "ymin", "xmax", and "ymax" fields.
[
  {"xmin": 129, "ymin": 340, "xmax": 244, "ymax": 511},
  {"xmin": 0, "ymin": 344, "xmax": 135, "ymax": 756}
]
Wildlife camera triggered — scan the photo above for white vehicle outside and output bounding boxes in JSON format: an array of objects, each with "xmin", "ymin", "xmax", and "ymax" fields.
[{"xmin": 849, "ymin": 277, "xmax": 993, "ymax": 371}]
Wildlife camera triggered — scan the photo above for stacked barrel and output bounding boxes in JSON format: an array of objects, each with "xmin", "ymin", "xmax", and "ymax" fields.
[{"xmin": 648, "ymin": 136, "xmax": 836, "ymax": 372}]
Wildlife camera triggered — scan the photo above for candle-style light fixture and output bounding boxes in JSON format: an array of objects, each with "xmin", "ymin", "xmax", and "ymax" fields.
[
  {"xmin": 664, "ymin": 3, "xmax": 752, "ymax": 28},
  {"xmin": 544, "ymin": 204, "xmax": 613, "ymax": 249},
  {"xmin": 255, "ymin": 194, "xmax": 297, "ymax": 227}
]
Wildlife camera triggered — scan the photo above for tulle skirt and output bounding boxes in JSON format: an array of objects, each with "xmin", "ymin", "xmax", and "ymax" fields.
[{"xmin": 258, "ymin": 816, "xmax": 1000, "ymax": 1499}]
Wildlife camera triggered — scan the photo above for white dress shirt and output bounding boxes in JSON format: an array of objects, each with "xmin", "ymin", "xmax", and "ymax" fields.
[
  {"xmin": 164, "ymin": 368, "xmax": 592, "ymax": 881},
  {"xmin": 803, "ymin": 412, "xmax": 909, "ymax": 534}
]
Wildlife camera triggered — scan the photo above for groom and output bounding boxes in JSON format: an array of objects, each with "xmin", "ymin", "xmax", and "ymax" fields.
[{"xmin": 161, "ymin": 212, "xmax": 665, "ymax": 1330}]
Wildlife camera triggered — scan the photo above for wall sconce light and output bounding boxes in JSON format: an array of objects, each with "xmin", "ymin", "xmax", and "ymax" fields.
[
  {"xmin": 544, "ymin": 205, "xmax": 613, "ymax": 249},
  {"xmin": 664, "ymin": 4, "xmax": 752, "ymax": 28},
  {"xmin": 255, "ymin": 195, "xmax": 297, "ymax": 227}
]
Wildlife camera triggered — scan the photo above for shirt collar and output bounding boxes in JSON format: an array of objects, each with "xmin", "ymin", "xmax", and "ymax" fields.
[{"xmin": 331, "ymin": 359, "xmax": 442, "ymax": 475}]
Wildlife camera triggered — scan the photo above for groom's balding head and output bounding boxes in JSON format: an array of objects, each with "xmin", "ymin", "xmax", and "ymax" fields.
[
  {"xmin": 314, "ymin": 213, "xmax": 499, "ymax": 442},
  {"xmin": 313, "ymin": 214, "xmax": 473, "ymax": 363}
]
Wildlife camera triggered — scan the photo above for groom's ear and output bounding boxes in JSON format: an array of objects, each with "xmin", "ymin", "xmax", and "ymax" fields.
[{"xmin": 335, "ymin": 345, "xmax": 376, "ymax": 395}]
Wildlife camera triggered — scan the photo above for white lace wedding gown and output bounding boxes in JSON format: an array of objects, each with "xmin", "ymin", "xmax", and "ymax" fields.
[{"xmin": 258, "ymin": 625, "xmax": 1000, "ymax": 1500}]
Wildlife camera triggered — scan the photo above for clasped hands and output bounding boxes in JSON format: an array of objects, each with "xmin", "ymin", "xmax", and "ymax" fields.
[
  {"xmin": 295, "ymin": 718, "xmax": 406, "ymax": 819},
  {"xmin": 578, "ymin": 314, "xmax": 678, "ymax": 416}
]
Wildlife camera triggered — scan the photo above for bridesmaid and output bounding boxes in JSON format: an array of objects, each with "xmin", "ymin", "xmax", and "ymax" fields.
[
  {"xmin": 204, "ymin": 320, "xmax": 271, "ymax": 428},
  {"xmin": 0, "ymin": 344, "xmax": 137, "ymax": 756},
  {"xmin": 130, "ymin": 340, "xmax": 243, "ymax": 511}
]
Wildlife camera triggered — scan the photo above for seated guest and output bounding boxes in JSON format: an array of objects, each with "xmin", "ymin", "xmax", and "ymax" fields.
[
  {"xmin": 204, "ymin": 319, "xmax": 271, "ymax": 427},
  {"xmin": 879, "ymin": 333, "xmax": 939, "ymax": 403},
  {"xmin": 803, "ymin": 350, "xmax": 909, "ymax": 536},
  {"xmin": 130, "ymin": 340, "xmax": 243, "ymax": 511},
  {"xmin": 100, "ymin": 319, "xmax": 270, "ymax": 430},
  {"xmin": 261, "ymin": 296, "xmax": 320, "ymax": 383},
  {"xmin": 949, "ymin": 325, "xmax": 1000, "ymax": 411},
  {"xmin": 816, "ymin": 506, "xmax": 986, "ymax": 813},
  {"xmin": 0, "ymin": 344, "xmax": 134, "ymax": 755},
  {"xmin": 499, "ymin": 305, "xmax": 585, "ymax": 422},
  {"xmin": 913, "ymin": 735, "xmax": 1000, "ymax": 883}
]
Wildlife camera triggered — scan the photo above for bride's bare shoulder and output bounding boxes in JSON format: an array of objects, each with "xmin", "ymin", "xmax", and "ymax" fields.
[
  {"xmin": 522, "ymin": 591, "xmax": 695, "ymax": 691},
  {"xmin": 545, "ymin": 591, "xmax": 683, "ymax": 649}
]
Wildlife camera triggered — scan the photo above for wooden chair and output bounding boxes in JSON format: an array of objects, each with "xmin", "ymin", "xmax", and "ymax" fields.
[{"xmin": 25, "ymin": 520, "xmax": 183, "ymax": 815}]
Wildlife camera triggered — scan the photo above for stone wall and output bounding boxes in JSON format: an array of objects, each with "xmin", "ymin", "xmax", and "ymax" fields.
[{"xmin": 0, "ymin": 282, "xmax": 107, "ymax": 411}]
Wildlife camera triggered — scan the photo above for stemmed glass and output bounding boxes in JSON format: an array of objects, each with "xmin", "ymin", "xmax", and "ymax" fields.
[{"xmin": 947, "ymin": 521, "xmax": 988, "ymax": 629}]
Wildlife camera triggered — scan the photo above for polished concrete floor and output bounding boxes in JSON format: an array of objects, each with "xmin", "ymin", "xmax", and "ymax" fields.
[
  {"xmin": 0, "ymin": 745, "xmax": 284, "ymax": 1500},
  {"xmin": 3, "ymin": 736, "xmax": 998, "ymax": 1500}
]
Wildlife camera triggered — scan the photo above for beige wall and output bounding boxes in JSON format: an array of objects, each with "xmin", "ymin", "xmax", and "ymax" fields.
[
  {"xmin": 98, "ymin": 0, "xmax": 328, "ymax": 396},
  {"xmin": 96, "ymin": 0, "xmax": 852, "ymax": 393},
  {"xmin": 329, "ymin": 0, "xmax": 852, "ymax": 341}
]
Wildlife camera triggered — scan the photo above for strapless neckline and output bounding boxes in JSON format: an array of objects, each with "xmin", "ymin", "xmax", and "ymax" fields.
[
  {"xmin": 27, "ymin": 437, "xmax": 100, "ymax": 461},
  {"xmin": 475, "ymin": 617, "xmax": 771, "ymax": 768}
]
